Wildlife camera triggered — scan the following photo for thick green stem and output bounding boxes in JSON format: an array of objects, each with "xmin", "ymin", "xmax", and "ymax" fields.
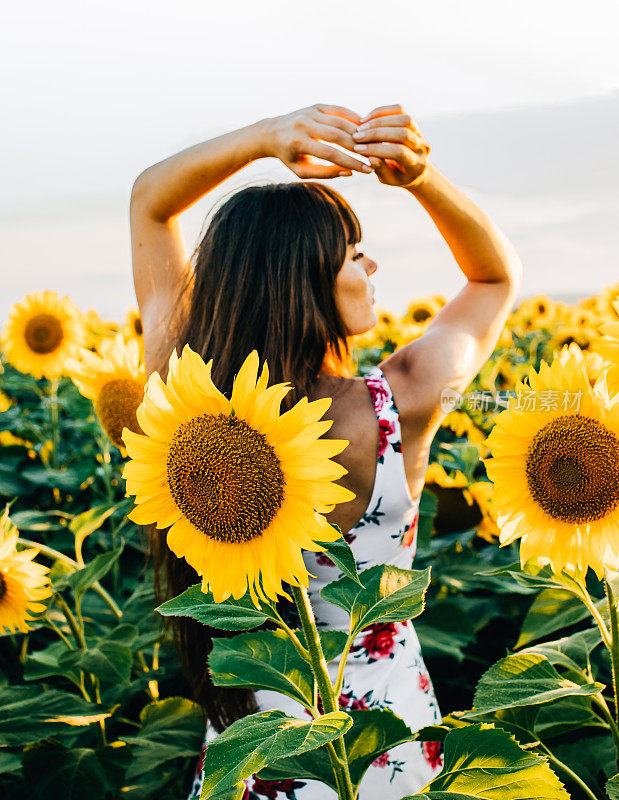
[
  {"xmin": 605, "ymin": 575, "xmax": 619, "ymax": 725},
  {"xmin": 591, "ymin": 694, "xmax": 619, "ymax": 754},
  {"xmin": 334, "ymin": 636, "xmax": 356, "ymax": 699},
  {"xmin": 48, "ymin": 377, "xmax": 60, "ymax": 470},
  {"xmin": 96, "ymin": 427, "xmax": 122, "ymax": 594},
  {"xmin": 573, "ymin": 575, "xmax": 612, "ymax": 649},
  {"xmin": 291, "ymin": 585, "xmax": 354, "ymax": 800},
  {"xmin": 54, "ymin": 593, "xmax": 87, "ymax": 649},
  {"xmin": 44, "ymin": 614, "xmax": 74, "ymax": 650},
  {"xmin": 272, "ymin": 611, "xmax": 310, "ymax": 662}
]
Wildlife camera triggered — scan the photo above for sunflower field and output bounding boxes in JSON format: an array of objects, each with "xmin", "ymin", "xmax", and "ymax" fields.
[{"xmin": 1, "ymin": 283, "xmax": 619, "ymax": 799}]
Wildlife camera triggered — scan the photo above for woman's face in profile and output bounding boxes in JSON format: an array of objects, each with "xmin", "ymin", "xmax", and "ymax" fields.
[{"xmin": 334, "ymin": 242, "xmax": 378, "ymax": 336}]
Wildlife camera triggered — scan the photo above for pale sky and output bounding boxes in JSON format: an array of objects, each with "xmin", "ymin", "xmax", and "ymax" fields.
[
  {"xmin": 1, "ymin": 0, "xmax": 618, "ymax": 320},
  {"xmin": 2, "ymin": 0, "xmax": 619, "ymax": 208}
]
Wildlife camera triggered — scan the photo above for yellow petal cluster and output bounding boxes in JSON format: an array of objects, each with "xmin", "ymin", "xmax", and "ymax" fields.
[
  {"xmin": 0, "ymin": 507, "xmax": 52, "ymax": 633},
  {"xmin": 121, "ymin": 346, "xmax": 355, "ymax": 606},
  {"xmin": 66, "ymin": 333, "xmax": 146, "ymax": 449},
  {"xmin": 0, "ymin": 290, "xmax": 85, "ymax": 379},
  {"xmin": 594, "ymin": 298, "xmax": 619, "ymax": 392},
  {"xmin": 483, "ymin": 343, "xmax": 619, "ymax": 579}
]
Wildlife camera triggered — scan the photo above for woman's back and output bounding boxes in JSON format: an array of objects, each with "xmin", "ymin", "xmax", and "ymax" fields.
[{"xmin": 307, "ymin": 361, "xmax": 433, "ymax": 538}]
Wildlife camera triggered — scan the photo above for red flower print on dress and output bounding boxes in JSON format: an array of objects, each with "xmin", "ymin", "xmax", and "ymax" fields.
[
  {"xmin": 315, "ymin": 531, "xmax": 357, "ymax": 566},
  {"xmin": 359, "ymin": 622, "xmax": 398, "ymax": 659},
  {"xmin": 366, "ymin": 374, "xmax": 390, "ymax": 413},
  {"xmin": 423, "ymin": 741, "xmax": 444, "ymax": 769},
  {"xmin": 402, "ymin": 510, "xmax": 419, "ymax": 548},
  {"xmin": 250, "ymin": 776, "xmax": 306, "ymax": 798},
  {"xmin": 371, "ymin": 751, "xmax": 390, "ymax": 768},
  {"xmin": 418, "ymin": 672, "xmax": 431, "ymax": 692},
  {"xmin": 338, "ymin": 689, "xmax": 371, "ymax": 710},
  {"xmin": 377, "ymin": 418, "xmax": 396, "ymax": 459},
  {"xmin": 194, "ymin": 743, "xmax": 207, "ymax": 780}
]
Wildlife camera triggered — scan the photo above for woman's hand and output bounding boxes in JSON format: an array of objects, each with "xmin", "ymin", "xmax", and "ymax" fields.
[
  {"xmin": 352, "ymin": 104, "xmax": 431, "ymax": 188},
  {"xmin": 265, "ymin": 104, "xmax": 374, "ymax": 179}
]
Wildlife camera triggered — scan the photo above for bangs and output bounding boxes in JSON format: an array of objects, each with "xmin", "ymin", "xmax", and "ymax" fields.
[
  {"xmin": 300, "ymin": 182, "xmax": 362, "ymax": 247},
  {"xmin": 335, "ymin": 195, "xmax": 362, "ymax": 245}
]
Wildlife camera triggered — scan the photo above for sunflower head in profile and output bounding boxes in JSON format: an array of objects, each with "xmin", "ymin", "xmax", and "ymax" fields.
[
  {"xmin": 515, "ymin": 294, "xmax": 557, "ymax": 329},
  {"xmin": 594, "ymin": 297, "xmax": 619, "ymax": 392},
  {"xmin": 0, "ymin": 506, "xmax": 52, "ymax": 633},
  {"xmin": 66, "ymin": 333, "xmax": 146, "ymax": 450},
  {"xmin": 121, "ymin": 347, "xmax": 354, "ymax": 606},
  {"xmin": 0, "ymin": 290, "xmax": 85, "ymax": 380},
  {"xmin": 82, "ymin": 308, "xmax": 120, "ymax": 352},
  {"xmin": 483, "ymin": 343, "xmax": 619, "ymax": 580},
  {"xmin": 405, "ymin": 296, "xmax": 441, "ymax": 324},
  {"xmin": 122, "ymin": 306, "xmax": 144, "ymax": 340}
]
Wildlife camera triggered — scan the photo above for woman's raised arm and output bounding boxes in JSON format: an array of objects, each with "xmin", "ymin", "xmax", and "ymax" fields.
[
  {"xmin": 129, "ymin": 104, "xmax": 370, "ymax": 374},
  {"xmin": 352, "ymin": 103, "xmax": 523, "ymax": 428}
]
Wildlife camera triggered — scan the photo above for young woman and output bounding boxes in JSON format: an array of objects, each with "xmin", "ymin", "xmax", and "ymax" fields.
[{"xmin": 130, "ymin": 103, "xmax": 522, "ymax": 799}]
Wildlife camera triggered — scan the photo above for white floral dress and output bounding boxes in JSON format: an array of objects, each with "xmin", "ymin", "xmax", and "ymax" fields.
[{"xmin": 189, "ymin": 366, "xmax": 443, "ymax": 799}]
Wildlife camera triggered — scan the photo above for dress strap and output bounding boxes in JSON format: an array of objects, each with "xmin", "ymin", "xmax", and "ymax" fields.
[
  {"xmin": 362, "ymin": 366, "xmax": 420, "ymax": 553},
  {"xmin": 362, "ymin": 366, "xmax": 404, "ymax": 464}
]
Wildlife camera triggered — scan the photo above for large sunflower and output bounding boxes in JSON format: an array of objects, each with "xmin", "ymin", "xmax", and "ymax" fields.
[
  {"xmin": 0, "ymin": 290, "xmax": 85, "ymax": 379},
  {"xmin": 66, "ymin": 333, "xmax": 146, "ymax": 449},
  {"xmin": 0, "ymin": 506, "xmax": 52, "ymax": 633},
  {"xmin": 121, "ymin": 346, "xmax": 354, "ymax": 605},
  {"xmin": 483, "ymin": 343, "xmax": 619, "ymax": 579}
]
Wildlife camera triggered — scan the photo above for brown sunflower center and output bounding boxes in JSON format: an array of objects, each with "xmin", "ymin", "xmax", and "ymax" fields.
[
  {"xmin": 412, "ymin": 307, "xmax": 432, "ymax": 323},
  {"xmin": 94, "ymin": 378, "xmax": 144, "ymax": 449},
  {"xmin": 24, "ymin": 314, "xmax": 64, "ymax": 354},
  {"xmin": 0, "ymin": 572, "xmax": 6, "ymax": 602},
  {"xmin": 134, "ymin": 317, "xmax": 143, "ymax": 336},
  {"xmin": 166, "ymin": 413, "xmax": 285, "ymax": 543},
  {"xmin": 526, "ymin": 413, "xmax": 619, "ymax": 523}
]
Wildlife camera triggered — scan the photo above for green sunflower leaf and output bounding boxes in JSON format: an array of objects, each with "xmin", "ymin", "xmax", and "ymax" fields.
[
  {"xmin": 515, "ymin": 587, "xmax": 591, "ymax": 649},
  {"xmin": 199, "ymin": 709, "xmax": 352, "ymax": 799},
  {"xmin": 314, "ymin": 524, "xmax": 362, "ymax": 586},
  {"xmin": 156, "ymin": 584, "xmax": 280, "ymax": 631},
  {"xmin": 258, "ymin": 708, "xmax": 419, "ymax": 792},
  {"xmin": 400, "ymin": 723, "xmax": 569, "ymax": 799},
  {"xmin": 68, "ymin": 545, "xmax": 124, "ymax": 595},
  {"xmin": 59, "ymin": 640, "xmax": 133, "ymax": 685},
  {"xmin": 209, "ymin": 629, "xmax": 314, "ymax": 708},
  {"xmin": 460, "ymin": 653, "xmax": 604, "ymax": 719},
  {"xmin": 0, "ymin": 686, "xmax": 111, "ymax": 746},
  {"xmin": 608, "ymin": 775, "xmax": 619, "ymax": 800},
  {"xmin": 120, "ymin": 696, "xmax": 205, "ymax": 780},
  {"xmin": 21, "ymin": 743, "xmax": 112, "ymax": 800},
  {"xmin": 209, "ymin": 629, "xmax": 348, "ymax": 709},
  {"xmin": 320, "ymin": 564, "xmax": 431, "ymax": 637}
]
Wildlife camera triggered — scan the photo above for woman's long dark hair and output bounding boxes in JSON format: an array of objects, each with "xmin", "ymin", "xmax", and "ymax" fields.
[{"xmin": 149, "ymin": 181, "xmax": 362, "ymax": 731}]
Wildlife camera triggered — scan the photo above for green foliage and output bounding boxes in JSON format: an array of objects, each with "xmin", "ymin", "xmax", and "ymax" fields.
[
  {"xmin": 157, "ymin": 584, "xmax": 280, "ymax": 630},
  {"xmin": 199, "ymin": 709, "xmax": 352, "ymax": 799},
  {"xmin": 0, "ymin": 364, "xmax": 195, "ymax": 798},
  {"xmin": 402, "ymin": 723, "xmax": 570, "ymax": 799},
  {"xmin": 258, "ymin": 708, "xmax": 420, "ymax": 792},
  {"xmin": 463, "ymin": 652, "xmax": 604, "ymax": 717},
  {"xmin": 320, "ymin": 564, "xmax": 431, "ymax": 637},
  {"xmin": 3, "ymin": 321, "xmax": 619, "ymax": 800}
]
